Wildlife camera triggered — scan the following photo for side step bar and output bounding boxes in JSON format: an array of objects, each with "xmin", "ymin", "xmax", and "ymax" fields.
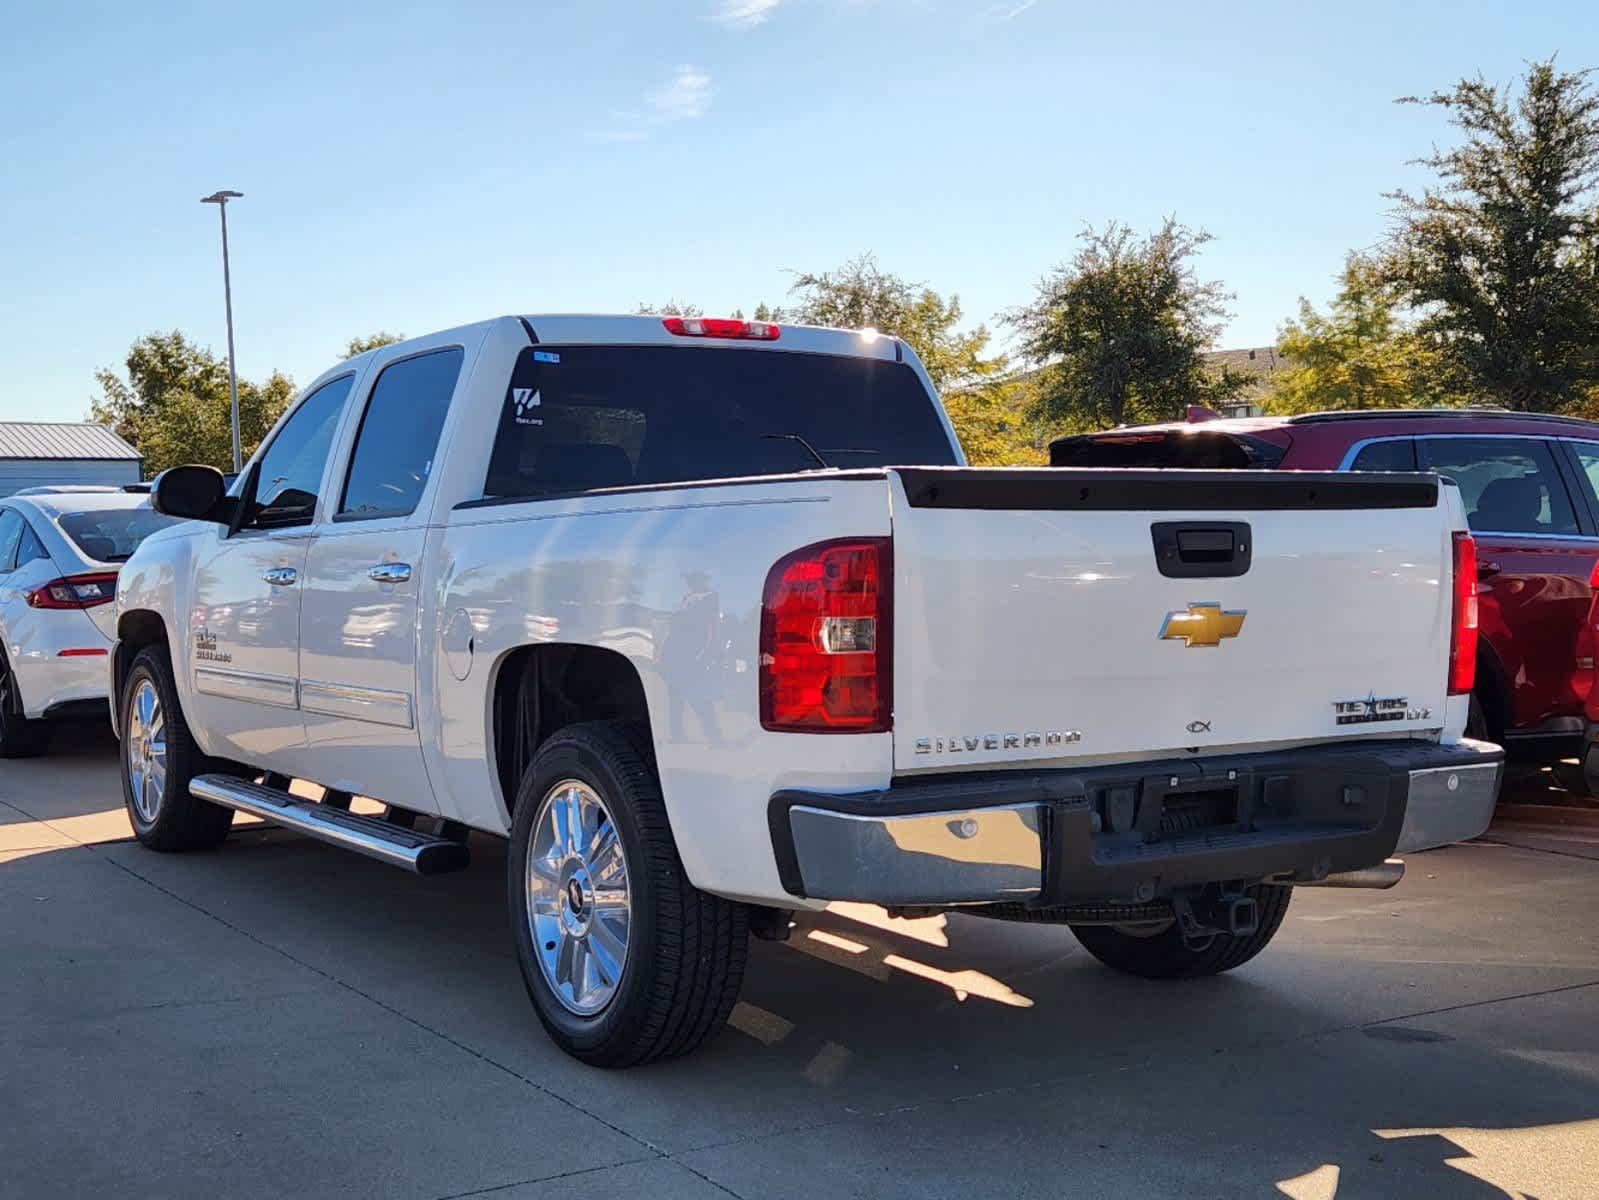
[{"xmin": 190, "ymin": 774, "xmax": 470, "ymax": 876}]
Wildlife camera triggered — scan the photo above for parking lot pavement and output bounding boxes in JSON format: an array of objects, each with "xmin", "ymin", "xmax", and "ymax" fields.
[{"xmin": 2, "ymin": 733, "xmax": 1596, "ymax": 1200}]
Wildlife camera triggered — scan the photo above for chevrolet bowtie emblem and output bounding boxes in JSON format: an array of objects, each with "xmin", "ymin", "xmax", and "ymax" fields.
[{"xmin": 1159, "ymin": 603, "xmax": 1246, "ymax": 648}]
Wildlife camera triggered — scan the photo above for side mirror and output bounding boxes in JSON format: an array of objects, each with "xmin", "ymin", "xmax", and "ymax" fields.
[{"xmin": 151, "ymin": 464, "xmax": 231, "ymax": 523}]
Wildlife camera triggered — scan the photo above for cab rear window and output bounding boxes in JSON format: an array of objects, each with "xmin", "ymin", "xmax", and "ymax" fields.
[{"xmin": 482, "ymin": 345, "xmax": 958, "ymax": 499}]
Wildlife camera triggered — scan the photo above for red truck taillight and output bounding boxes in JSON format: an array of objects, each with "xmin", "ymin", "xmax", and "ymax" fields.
[
  {"xmin": 759, "ymin": 538, "xmax": 891, "ymax": 732},
  {"xmin": 1449, "ymin": 532, "xmax": 1478, "ymax": 696}
]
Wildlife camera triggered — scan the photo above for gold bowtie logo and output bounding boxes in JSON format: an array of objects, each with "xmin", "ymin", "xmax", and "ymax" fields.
[{"xmin": 1159, "ymin": 603, "xmax": 1246, "ymax": 648}]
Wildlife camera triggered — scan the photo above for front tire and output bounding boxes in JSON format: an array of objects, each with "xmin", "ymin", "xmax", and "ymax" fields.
[
  {"xmin": 1070, "ymin": 883, "xmax": 1292, "ymax": 979},
  {"xmin": 119, "ymin": 645, "xmax": 232, "ymax": 851},
  {"xmin": 507, "ymin": 722, "xmax": 748, "ymax": 1067}
]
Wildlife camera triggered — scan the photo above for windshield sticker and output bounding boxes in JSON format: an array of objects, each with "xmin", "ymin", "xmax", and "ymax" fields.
[
  {"xmin": 533, "ymin": 350, "xmax": 560, "ymax": 364},
  {"xmin": 511, "ymin": 387, "xmax": 543, "ymax": 426}
]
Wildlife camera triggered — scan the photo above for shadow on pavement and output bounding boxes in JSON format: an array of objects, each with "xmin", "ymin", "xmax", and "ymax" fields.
[{"xmin": 2, "ymin": 731, "xmax": 1596, "ymax": 1198}]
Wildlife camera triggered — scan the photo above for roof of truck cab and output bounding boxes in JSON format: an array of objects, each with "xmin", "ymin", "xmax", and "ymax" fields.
[{"xmin": 515, "ymin": 314, "xmax": 903, "ymax": 361}]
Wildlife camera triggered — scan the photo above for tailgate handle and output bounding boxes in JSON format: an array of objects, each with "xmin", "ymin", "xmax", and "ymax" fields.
[{"xmin": 1151, "ymin": 521, "xmax": 1253, "ymax": 578}]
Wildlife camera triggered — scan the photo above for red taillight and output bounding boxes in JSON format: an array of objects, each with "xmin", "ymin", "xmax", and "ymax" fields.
[
  {"xmin": 28, "ymin": 572, "xmax": 119, "ymax": 610},
  {"xmin": 759, "ymin": 538, "xmax": 891, "ymax": 732},
  {"xmin": 663, "ymin": 316, "xmax": 780, "ymax": 341},
  {"xmin": 1449, "ymin": 532, "xmax": 1478, "ymax": 695}
]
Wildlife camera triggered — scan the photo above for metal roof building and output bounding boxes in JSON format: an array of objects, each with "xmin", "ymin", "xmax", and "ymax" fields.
[{"xmin": 0, "ymin": 422, "xmax": 143, "ymax": 497}]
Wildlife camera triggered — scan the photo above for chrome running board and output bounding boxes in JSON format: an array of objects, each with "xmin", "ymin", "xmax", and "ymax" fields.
[{"xmin": 190, "ymin": 774, "xmax": 469, "ymax": 876}]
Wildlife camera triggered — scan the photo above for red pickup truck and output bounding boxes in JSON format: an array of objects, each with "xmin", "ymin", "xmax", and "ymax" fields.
[{"xmin": 1056, "ymin": 408, "xmax": 1599, "ymax": 770}]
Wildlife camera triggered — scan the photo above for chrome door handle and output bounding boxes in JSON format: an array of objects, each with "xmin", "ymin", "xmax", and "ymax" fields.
[
  {"xmin": 1476, "ymin": 560, "xmax": 1502, "ymax": 578},
  {"xmin": 263, "ymin": 567, "xmax": 298, "ymax": 587},
  {"xmin": 368, "ymin": 562, "xmax": 412, "ymax": 584}
]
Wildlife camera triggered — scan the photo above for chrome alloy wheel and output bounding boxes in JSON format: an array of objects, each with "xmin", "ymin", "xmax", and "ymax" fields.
[
  {"xmin": 125, "ymin": 679, "xmax": 168, "ymax": 824},
  {"xmin": 526, "ymin": 779, "xmax": 632, "ymax": 1016}
]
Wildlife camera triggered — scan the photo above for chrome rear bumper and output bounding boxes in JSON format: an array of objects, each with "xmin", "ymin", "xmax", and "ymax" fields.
[
  {"xmin": 1393, "ymin": 740, "xmax": 1502, "ymax": 853},
  {"xmin": 788, "ymin": 802, "xmax": 1045, "ymax": 906},
  {"xmin": 773, "ymin": 738, "xmax": 1503, "ymax": 906}
]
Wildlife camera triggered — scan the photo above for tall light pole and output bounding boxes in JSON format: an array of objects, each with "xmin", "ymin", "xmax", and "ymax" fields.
[{"xmin": 201, "ymin": 190, "xmax": 244, "ymax": 472}]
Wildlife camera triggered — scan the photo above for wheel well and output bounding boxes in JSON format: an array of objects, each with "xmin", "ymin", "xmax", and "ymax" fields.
[
  {"xmin": 114, "ymin": 611, "xmax": 169, "ymax": 713},
  {"xmin": 491, "ymin": 644, "xmax": 653, "ymax": 822},
  {"xmin": 1474, "ymin": 640, "xmax": 1512, "ymax": 743}
]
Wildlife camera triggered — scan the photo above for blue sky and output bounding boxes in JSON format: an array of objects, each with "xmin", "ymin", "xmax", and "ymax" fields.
[{"xmin": 2, "ymin": 0, "xmax": 1594, "ymax": 421}]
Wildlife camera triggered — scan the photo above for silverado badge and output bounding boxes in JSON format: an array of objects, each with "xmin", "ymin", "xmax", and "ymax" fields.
[{"xmin": 1159, "ymin": 603, "xmax": 1246, "ymax": 648}]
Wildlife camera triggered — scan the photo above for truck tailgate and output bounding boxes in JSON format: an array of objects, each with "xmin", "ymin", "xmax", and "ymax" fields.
[{"xmin": 888, "ymin": 468, "xmax": 1457, "ymax": 773}]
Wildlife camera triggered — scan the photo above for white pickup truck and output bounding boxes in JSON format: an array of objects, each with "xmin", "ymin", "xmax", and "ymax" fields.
[{"xmin": 112, "ymin": 314, "xmax": 1502, "ymax": 1065}]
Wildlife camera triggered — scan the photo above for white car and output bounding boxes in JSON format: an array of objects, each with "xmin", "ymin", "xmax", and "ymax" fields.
[
  {"xmin": 0, "ymin": 489, "xmax": 179, "ymax": 756},
  {"xmin": 114, "ymin": 315, "xmax": 1503, "ymax": 1065}
]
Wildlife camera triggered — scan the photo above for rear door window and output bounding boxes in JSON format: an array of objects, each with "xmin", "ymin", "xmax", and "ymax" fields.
[
  {"xmin": 1348, "ymin": 438, "xmax": 1417, "ymax": 471},
  {"xmin": 15, "ymin": 526, "xmax": 48, "ymax": 568},
  {"xmin": 0, "ymin": 510, "xmax": 23, "ymax": 571},
  {"xmin": 482, "ymin": 346, "xmax": 958, "ymax": 500},
  {"xmin": 338, "ymin": 348, "xmax": 463, "ymax": 519},
  {"xmin": 1418, "ymin": 437, "xmax": 1578, "ymax": 535}
]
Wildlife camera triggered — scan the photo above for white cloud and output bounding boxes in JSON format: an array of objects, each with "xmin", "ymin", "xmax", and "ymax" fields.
[
  {"xmin": 712, "ymin": 0, "xmax": 782, "ymax": 29},
  {"xmin": 594, "ymin": 66, "xmax": 713, "ymax": 144},
  {"xmin": 650, "ymin": 65, "xmax": 713, "ymax": 121}
]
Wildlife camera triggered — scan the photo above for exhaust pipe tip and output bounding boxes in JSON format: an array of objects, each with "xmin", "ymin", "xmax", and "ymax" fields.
[{"xmin": 1289, "ymin": 858, "xmax": 1406, "ymax": 890}]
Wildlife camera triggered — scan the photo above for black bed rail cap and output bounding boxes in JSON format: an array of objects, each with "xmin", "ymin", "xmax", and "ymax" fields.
[{"xmin": 892, "ymin": 467, "xmax": 1441, "ymax": 512}]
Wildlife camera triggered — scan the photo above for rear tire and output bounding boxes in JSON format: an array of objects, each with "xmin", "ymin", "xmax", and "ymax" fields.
[
  {"xmin": 507, "ymin": 721, "xmax": 748, "ymax": 1067},
  {"xmin": 1070, "ymin": 883, "xmax": 1292, "ymax": 979},
  {"xmin": 119, "ymin": 645, "xmax": 232, "ymax": 851},
  {"xmin": 0, "ymin": 648, "xmax": 48, "ymax": 758}
]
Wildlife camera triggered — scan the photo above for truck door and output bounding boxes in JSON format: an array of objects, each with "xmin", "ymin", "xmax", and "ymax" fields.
[
  {"xmin": 188, "ymin": 375, "xmax": 354, "ymax": 761},
  {"xmin": 295, "ymin": 345, "xmax": 464, "ymax": 814}
]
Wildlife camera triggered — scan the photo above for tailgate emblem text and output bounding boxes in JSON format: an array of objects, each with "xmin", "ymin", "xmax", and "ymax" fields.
[
  {"xmin": 915, "ymin": 730, "xmax": 1082, "ymax": 756},
  {"xmin": 1333, "ymin": 693, "xmax": 1427, "ymax": 725},
  {"xmin": 1159, "ymin": 603, "xmax": 1246, "ymax": 648}
]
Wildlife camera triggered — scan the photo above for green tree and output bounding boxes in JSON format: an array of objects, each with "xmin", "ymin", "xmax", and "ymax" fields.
[
  {"xmin": 343, "ymin": 332, "xmax": 404, "ymax": 358},
  {"xmin": 91, "ymin": 331, "xmax": 294, "ymax": 475},
  {"xmin": 1008, "ymin": 219, "xmax": 1246, "ymax": 430},
  {"xmin": 1388, "ymin": 60, "xmax": 1599, "ymax": 411},
  {"xmin": 634, "ymin": 301, "xmax": 704, "ymax": 317},
  {"xmin": 1266, "ymin": 253, "xmax": 1458, "ymax": 413},
  {"xmin": 940, "ymin": 376, "xmax": 1045, "ymax": 465},
  {"xmin": 784, "ymin": 253, "xmax": 1041, "ymax": 462},
  {"xmin": 783, "ymin": 253, "xmax": 989, "ymax": 391}
]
